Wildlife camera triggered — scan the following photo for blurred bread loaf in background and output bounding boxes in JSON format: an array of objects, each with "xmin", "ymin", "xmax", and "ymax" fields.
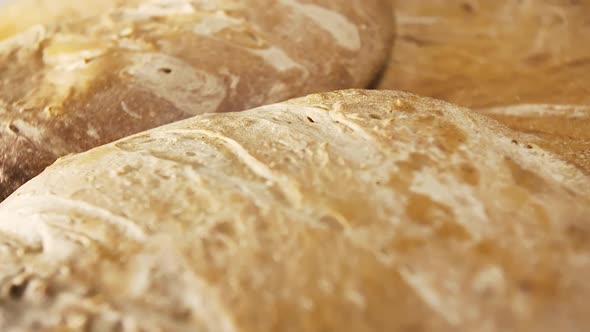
[{"xmin": 381, "ymin": 0, "xmax": 590, "ymax": 107}]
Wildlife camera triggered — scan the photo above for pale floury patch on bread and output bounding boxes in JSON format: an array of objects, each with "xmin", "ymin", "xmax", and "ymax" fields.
[
  {"xmin": 0, "ymin": 90, "xmax": 588, "ymax": 332},
  {"xmin": 0, "ymin": 0, "xmax": 394, "ymax": 200},
  {"xmin": 279, "ymin": 0, "xmax": 362, "ymax": 51}
]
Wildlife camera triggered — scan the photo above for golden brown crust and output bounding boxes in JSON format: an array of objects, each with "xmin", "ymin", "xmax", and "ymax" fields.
[
  {"xmin": 0, "ymin": 0, "xmax": 394, "ymax": 199},
  {"xmin": 476, "ymin": 104, "xmax": 590, "ymax": 174},
  {"xmin": 0, "ymin": 90, "xmax": 589, "ymax": 332}
]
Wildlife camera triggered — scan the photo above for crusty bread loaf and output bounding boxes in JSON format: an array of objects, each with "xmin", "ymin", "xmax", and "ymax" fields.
[
  {"xmin": 379, "ymin": 0, "xmax": 590, "ymax": 107},
  {"xmin": 0, "ymin": 90, "xmax": 588, "ymax": 332},
  {"xmin": 0, "ymin": 0, "xmax": 394, "ymax": 200}
]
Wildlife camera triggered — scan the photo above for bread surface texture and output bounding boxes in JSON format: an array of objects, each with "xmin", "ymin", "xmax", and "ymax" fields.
[
  {"xmin": 380, "ymin": 0, "xmax": 590, "ymax": 174},
  {"xmin": 0, "ymin": 0, "xmax": 394, "ymax": 199},
  {"xmin": 0, "ymin": 90, "xmax": 589, "ymax": 332},
  {"xmin": 380, "ymin": 0, "xmax": 590, "ymax": 107},
  {"xmin": 476, "ymin": 104, "xmax": 590, "ymax": 174}
]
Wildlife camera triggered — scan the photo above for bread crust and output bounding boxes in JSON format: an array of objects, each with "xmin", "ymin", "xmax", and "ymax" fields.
[
  {"xmin": 379, "ymin": 0, "xmax": 590, "ymax": 174},
  {"xmin": 0, "ymin": 0, "xmax": 394, "ymax": 199},
  {"xmin": 1, "ymin": 90, "xmax": 588, "ymax": 332},
  {"xmin": 476, "ymin": 104, "xmax": 590, "ymax": 174},
  {"xmin": 380, "ymin": 0, "xmax": 590, "ymax": 107}
]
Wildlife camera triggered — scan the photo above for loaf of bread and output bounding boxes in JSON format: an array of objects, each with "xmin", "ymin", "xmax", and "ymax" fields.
[
  {"xmin": 1, "ymin": 90, "xmax": 588, "ymax": 332},
  {"xmin": 379, "ymin": 0, "xmax": 590, "ymax": 107},
  {"xmin": 0, "ymin": 0, "xmax": 394, "ymax": 200}
]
